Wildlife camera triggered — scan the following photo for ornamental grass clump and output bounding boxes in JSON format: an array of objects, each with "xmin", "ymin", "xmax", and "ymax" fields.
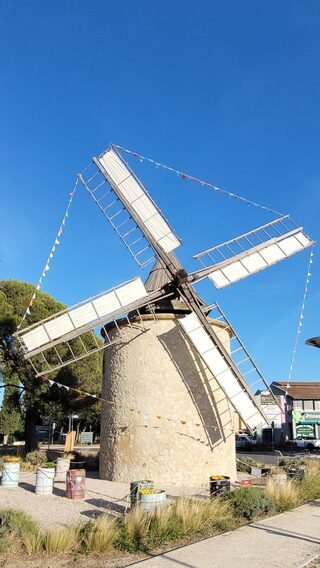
[
  {"xmin": 147, "ymin": 503, "xmax": 182, "ymax": 546},
  {"xmin": 83, "ymin": 515, "xmax": 120, "ymax": 553},
  {"xmin": 226, "ymin": 487, "xmax": 275, "ymax": 520},
  {"xmin": 43, "ymin": 526, "xmax": 80, "ymax": 554},
  {"xmin": 299, "ymin": 460, "xmax": 320, "ymax": 501},
  {"xmin": 118, "ymin": 506, "xmax": 151, "ymax": 552},
  {"xmin": 266, "ymin": 478, "xmax": 300, "ymax": 512},
  {"xmin": 173, "ymin": 497, "xmax": 234, "ymax": 534}
]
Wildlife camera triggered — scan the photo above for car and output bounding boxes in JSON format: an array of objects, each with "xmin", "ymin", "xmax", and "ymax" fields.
[
  {"xmin": 236, "ymin": 434, "xmax": 257, "ymax": 449},
  {"xmin": 293, "ymin": 436, "xmax": 320, "ymax": 452}
]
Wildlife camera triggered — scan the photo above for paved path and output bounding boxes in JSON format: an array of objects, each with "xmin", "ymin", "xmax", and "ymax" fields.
[{"xmin": 130, "ymin": 501, "xmax": 320, "ymax": 568}]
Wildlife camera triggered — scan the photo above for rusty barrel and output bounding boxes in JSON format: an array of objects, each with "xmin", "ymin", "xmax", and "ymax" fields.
[{"xmin": 66, "ymin": 469, "xmax": 85, "ymax": 500}]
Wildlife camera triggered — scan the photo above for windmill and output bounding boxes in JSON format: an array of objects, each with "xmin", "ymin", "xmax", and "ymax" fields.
[{"xmin": 15, "ymin": 146, "xmax": 313, "ymax": 482}]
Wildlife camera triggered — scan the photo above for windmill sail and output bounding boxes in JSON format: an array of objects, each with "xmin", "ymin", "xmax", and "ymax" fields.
[
  {"xmin": 178, "ymin": 311, "xmax": 269, "ymax": 430},
  {"xmin": 192, "ymin": 216, "xmax": 314, "ymax": 288},
  {"xmin": 14, "ymin": 278, "xmax": 167, "ymax": 376},
  {"xmin": 79, "ymin": 147, "xmax": 181, "ymax": 267}
]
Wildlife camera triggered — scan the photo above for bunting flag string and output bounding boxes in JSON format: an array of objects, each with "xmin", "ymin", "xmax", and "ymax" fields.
[
  {"xmin": 39, "ymin": 375, "xmax": 235, "ymax": 434},
  {"xmin": 113, "ymin": 144, "xmax": 284, "ymax": 217},
  {"xmin": 286, "ymin": 245, "xmax": 315, "ymax": 391},
  {"xmin": 18, "ymin": 178, "xmax": 79, "ymax": 329}
]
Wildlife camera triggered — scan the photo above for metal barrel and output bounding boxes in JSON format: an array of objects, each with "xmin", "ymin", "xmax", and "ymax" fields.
[
  {"xmin": 139, "ymin": 490, "xmax": 166, "ymax": 512},
  {"xmin": 35, "ymin": 467, "xmax": 55, "ymax": 495},
  {"xmin": 130, "ymin": 480, "xmax": 153, "ymax": 508},
  {"xmin": 209, "ymin": 476, "xmax": 230, "ymax": 498},
  {"xmin": 1, "ymin": 462, "xmax": 20, "ymax": 487},
  {"xmin": 66, "ymin": 469, "xmax": 85, "ymax": 500},
  {"xmin": 55, "ymin": 458, "xmax": 70, "ymax": 480}
]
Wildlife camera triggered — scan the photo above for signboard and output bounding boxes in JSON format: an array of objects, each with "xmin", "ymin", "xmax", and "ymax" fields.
[
  {"xmin": 80, "ymin": 431, "xmax": 93, "ymax": 445},
  {"xmin": 261, "ymin": 394, "xmax": 280, "ymax": 405},
  {"xmin": 304, "ymin": 412, "xmax": 320, "ymax": 421},
  {"xmin": 240, "ymin": 479, "xmax": 252, "ymax": 487},
  {"xmin": 296, "ymin": 424, "xmax": 315, "ymax": 437}
]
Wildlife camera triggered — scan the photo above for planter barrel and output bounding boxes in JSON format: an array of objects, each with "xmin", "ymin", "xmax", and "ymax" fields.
[
  {"xmin": 66, "ymin": 469, "xmax": 85, "ymax": 500},
  {"xmin": 55, "ymin": 458, "xmax": 70, "ymax": 480},
  {"xmin": 209, "ymin": 476, "xmax": 230, "ymax": 497},
  {"xmin": 130, "ymin": 480, "xmax": 153, "ymax": 508},
  {"xmin": 1, "ymin": 462, "xmax": 20, "ymax": 487},
  {"xmin": 35, "ymin": 467, "xmax": 55, "ymax": 495},
  {"xmin": 139, "ymin": 490, "xmax": 166, "ymax": 512}
]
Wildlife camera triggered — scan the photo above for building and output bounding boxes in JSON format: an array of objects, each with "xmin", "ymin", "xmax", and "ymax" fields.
[{"xmin": 270, "ymin": 381, "xmax": 320, "ymax": 439}]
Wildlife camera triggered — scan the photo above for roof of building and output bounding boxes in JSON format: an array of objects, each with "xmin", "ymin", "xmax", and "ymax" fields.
[{"xmin": 271, "ymin": 381, "xmax": 320, "ymax": 400}]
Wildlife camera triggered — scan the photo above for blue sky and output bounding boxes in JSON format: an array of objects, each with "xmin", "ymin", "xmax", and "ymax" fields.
[{"xmin": 0, "ymin": 0, "xmax": 320, "ymax": 385}]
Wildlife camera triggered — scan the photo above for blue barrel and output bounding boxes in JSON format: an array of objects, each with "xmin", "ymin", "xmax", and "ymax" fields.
[{"xmin": 1, "ymin": 461, "xmax": 20, "ymax": 487}]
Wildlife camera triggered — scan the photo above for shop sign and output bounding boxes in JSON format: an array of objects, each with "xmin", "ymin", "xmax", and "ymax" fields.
[
  {"xmin": 261, "ymin": 394, "xmax": 280, "ymax": 405},
  {"xmin": 304, "ymin": 412, "xmax": 320, "ymax": 421},
  {"xmin": 296, "ymin": 424, "xmax": 315, "ymax": 437}
]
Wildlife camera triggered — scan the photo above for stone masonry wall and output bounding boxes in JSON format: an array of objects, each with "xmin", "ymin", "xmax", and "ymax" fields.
[{"xmin": 100, "ymin": 314, "xmax": 237, "ymax": 485}]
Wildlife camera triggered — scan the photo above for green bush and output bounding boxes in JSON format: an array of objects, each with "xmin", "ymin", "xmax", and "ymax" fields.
[
  {"xmin": 278, "ymin": 457, "xmax": 305, "ymax": 470},
  {"xmin": 0, "ymin": 509, "xmax": 39, "ymax": 552},
  {"xmin": 236, "ymin": 456, "xmax": 257, "ymax": 473},
  {"xmin": 25, "ymin": 450, "xmax": 48, "ymax": 466},
  {"xmin": 226, "ymin": 487, "xmax": 275, "ymax": 520}
]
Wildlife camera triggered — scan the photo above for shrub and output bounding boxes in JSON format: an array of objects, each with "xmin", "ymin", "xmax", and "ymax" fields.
[
  {"xmin": 226, "ymin": 487, "xmax": 275, "ymax": 520},
  {"xmin": 83, "ymin": 516, "xmax": 120, "ymax": 553},
  {"xmin": 266, "ymin": 478, "xmax": 300, "ymax": 512},
  {"xmin": 25, "ymin": 450, "xmax": 48, "ymax": 467},
  {"xmin": 278, "ymin": 457, "xmax": 305, "ymax": 470},
  {"xmin": 236, "ymin": 456, "xmax": 257, "ymax": 473},
  {"xmin": 0, "ymin": 509, "xmax": 39, "ymax": 552}
]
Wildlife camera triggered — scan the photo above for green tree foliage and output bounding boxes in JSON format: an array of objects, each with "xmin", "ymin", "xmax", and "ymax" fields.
[
  {"xmin": 0, "ymin": 280, "xmax": 103, "ymax": 451},
  {"xmin": 0, "ymin": 377, "xmax": 23, "ymax": 441}
]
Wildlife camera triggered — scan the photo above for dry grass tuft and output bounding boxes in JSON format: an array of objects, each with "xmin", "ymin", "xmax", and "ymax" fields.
[
  {"xmin": 123, "ymin": 505, "xmax": 151, "ymax": 547},
  {"xmin": 173, "ymin": 497, "xmax": 233, "ymax": 533},
  {"xmin": 23, "ymin": 530, "xmax": 44, "ymax": 555},
  {"xmin": 43, "ymin": 526, "xmax": 80, "ymax": 554},
  {"xmin": 84, "ymin": 515, "xmax": 119, "ymax": 553},
  {"xmin": 266, "ymin": 478, "xmax": 300, "ymax": 511}
]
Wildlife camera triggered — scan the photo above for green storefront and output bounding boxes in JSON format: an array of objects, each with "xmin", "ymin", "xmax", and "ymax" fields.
[{"xmin": 292, "ymin": 410, "xmax": 320, "ymax": 438}]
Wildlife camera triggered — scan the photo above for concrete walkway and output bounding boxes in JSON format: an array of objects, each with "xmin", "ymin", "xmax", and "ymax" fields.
[{"xmin": 130, "ymin": 501, "xmax": 320, "ymax": 568}]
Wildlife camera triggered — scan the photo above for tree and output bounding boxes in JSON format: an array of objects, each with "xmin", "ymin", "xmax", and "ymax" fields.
[
  {"xmin": 0, "ymin": 280, "xmax": 102, "ymax": 451},
  {"xmin": 0, "ymin": 378, "xmax": 23, "ymax": 442}
]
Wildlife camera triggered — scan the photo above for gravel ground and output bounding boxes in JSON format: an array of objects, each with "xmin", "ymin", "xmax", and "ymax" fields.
[{"xmin": 0, "ymin": 471, "xmax": 213, "ymax": 528}]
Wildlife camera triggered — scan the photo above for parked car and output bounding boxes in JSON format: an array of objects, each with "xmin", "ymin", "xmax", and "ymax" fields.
[
  {"xmin": 236, "ymin": 434, "xmax": 257, "ymax": 449},
  {"xmin": 293, "ymin": 436, "xmax": 320, "ymax": 452}
]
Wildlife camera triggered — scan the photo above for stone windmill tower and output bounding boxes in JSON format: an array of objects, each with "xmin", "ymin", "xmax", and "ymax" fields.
[
  {"xmin": 99, "ymin": 262, "xmax": 237, "ymax": 484},
  {"xmin": 15, "ymin": 146, "xmax": 314, "ymax": 485}
]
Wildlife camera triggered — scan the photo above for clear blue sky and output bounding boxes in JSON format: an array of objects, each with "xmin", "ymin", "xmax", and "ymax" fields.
[{"xmin": 0, "ymin": 0, "xmax": 319, "ymax": 385}]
